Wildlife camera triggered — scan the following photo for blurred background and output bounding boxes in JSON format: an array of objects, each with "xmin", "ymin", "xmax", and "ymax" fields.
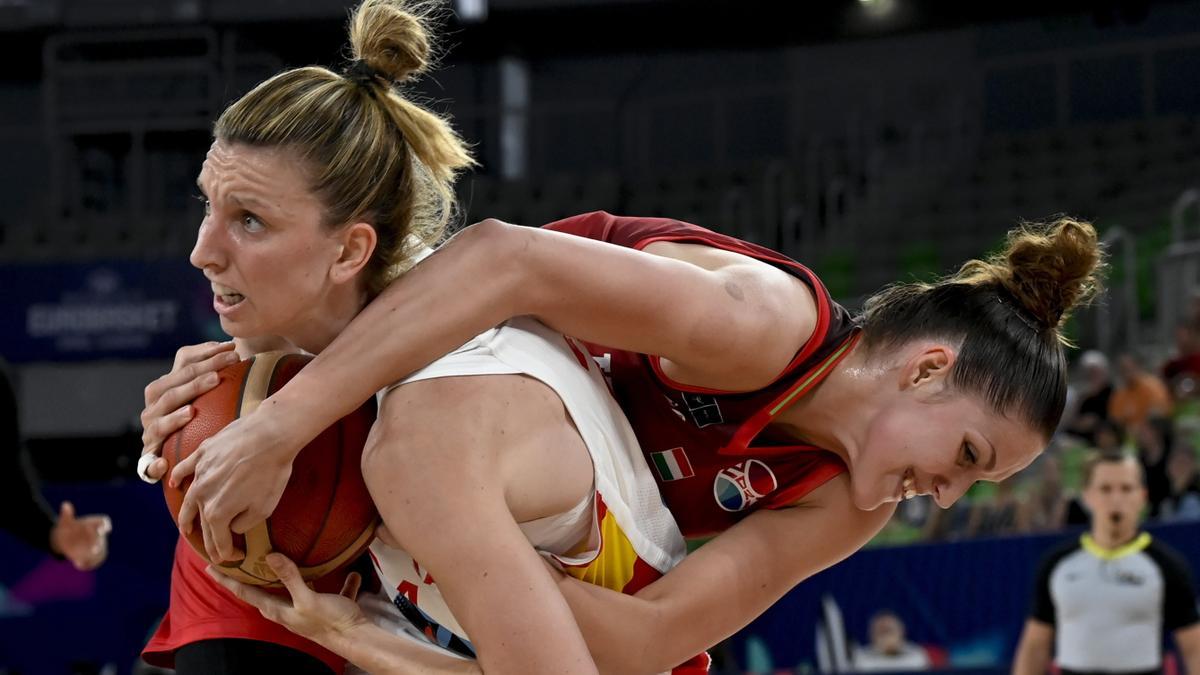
[{"xmin": 2, "ymin": 0, "xmax": 1200, "ymax": 673}]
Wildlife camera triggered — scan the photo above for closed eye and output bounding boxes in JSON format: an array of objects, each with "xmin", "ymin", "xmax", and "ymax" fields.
[{"xmin": 963, "ymin": 441, "xmax": 978, "ymax": 466}]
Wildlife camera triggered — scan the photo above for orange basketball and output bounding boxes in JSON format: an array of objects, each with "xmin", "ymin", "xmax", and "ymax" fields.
[{"xmin": 161, "ymin": 351, "xmax": 379, "ymax": 587}]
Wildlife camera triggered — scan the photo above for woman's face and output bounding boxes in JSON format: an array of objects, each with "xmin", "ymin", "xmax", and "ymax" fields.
[
  {"xmin": 845, "ymin": 345, "xmax": 1046, "ymax": 511},
  {"xmin": 191, "ymin": 140, "xmax": 371, "ymax": 349}
]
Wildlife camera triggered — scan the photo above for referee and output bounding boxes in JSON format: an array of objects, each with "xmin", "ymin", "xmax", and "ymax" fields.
[{"xmin": 1013, "ymin": 451, "xmax": 1200, "ymax": 675}]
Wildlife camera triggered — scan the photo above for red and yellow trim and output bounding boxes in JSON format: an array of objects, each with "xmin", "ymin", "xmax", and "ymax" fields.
[{"xmin": 554, "ymin": 494, "xmax": 664, "ymax": 595}]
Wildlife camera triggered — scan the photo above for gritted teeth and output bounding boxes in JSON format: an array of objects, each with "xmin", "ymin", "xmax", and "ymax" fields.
[{"xmin": 212, "ymin": 282, "xmax": 245, "ymax": 303}]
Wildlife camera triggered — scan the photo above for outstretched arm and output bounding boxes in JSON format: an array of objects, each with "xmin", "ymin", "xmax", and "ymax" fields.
[
  {"xmin": 563, "ymin": 473, "xmax": 890, "ymax": 674},
  {"xmin": 276, "ymin": 218, "xmax": 813, "ymax": 441}
]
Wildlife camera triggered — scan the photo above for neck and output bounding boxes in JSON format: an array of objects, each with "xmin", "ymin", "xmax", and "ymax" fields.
[
  {"xmin": 772, "ymin": 339, "xmax": 879, "ymax": 465},
  {"xmin": 285, "ymin": 288, "xmax": 366, "ymax": 355},
  {"xmin": 1089, "ymin": 523, "xmax": 1140, "ymax": 550}
]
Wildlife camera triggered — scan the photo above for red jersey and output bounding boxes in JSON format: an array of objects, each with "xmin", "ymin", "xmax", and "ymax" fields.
[
  {"xmin": 544, "ymin": 212, "xmax": 858, "ymax": 538},
  {"xmin": 142, "ymin": 538, "xmax": 346, "ymax": 672}
]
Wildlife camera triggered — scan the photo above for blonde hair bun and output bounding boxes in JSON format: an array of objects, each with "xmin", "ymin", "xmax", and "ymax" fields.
[{"xmin": 349, "ymin": 0, "xmax": 437, "ymax": 84}]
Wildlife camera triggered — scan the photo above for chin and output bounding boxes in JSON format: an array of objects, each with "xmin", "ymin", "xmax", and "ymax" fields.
[
  {"xmin": 218, "ymin": 314, "xmax": 272, "ymax": 336},
  {"xmin": 854, "ymin": 486, "xmax": 891, "ymax": 512},
  {"xmin": 217, "ymin": 316, "xmax": 247, "ymax": 337}
]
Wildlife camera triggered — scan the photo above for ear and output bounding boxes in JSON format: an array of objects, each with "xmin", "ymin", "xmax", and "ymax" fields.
[
  {"xmin": 898, "ymin": 343, "xmax": 957, "ymax": 393},
  {"xmin": 329, "ymin": 222, "xmax": 377, "ymax": 286}
]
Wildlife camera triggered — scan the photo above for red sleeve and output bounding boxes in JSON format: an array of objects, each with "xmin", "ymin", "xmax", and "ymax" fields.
[{"xmin": 543, "ymin": 211, "xmax": 689, "ymax": 249}]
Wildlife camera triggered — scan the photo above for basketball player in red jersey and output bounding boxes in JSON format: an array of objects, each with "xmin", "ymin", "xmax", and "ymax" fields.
[{"xmin": 147, "ymin": 209, "xmax": 1103, "ymax": 672}]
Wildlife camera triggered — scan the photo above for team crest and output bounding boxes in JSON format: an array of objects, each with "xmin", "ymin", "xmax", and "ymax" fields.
[
  {"xmin": 682, "ymin": 392, "xmax": 723, "ymax": 428},
  {"xmin": 713, "ymin": 459, "xmax": 778, "ymax": 512}
]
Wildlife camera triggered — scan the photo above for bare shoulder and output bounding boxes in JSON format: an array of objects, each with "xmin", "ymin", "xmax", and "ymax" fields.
[
  {"xmin": 641, "ymin": 240, "xmax": 814, "ymax": 312},
  {"xmin": 369, "ymin": 373, "xmax": 593, "ymax": 522},
  {"xmin": 641, "ymin": 240, "xmax": 819, "ymax": 391}
]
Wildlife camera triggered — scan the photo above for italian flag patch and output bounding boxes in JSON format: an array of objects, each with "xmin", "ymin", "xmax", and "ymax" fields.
[{"xmin": 651, "ymin": 447, "xmax": 695, "ymax": 482}]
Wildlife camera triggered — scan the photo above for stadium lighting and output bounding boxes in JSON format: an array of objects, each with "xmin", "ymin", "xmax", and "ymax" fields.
[
  {"xmin": 454, "ymin": 0, "xmax": 487, "ymax": 23},
  {"xmin": 858, "ymin": 0, "xmax": 898, "ymax": 19}
]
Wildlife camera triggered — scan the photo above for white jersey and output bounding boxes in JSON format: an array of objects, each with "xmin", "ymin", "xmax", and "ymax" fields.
[{"xmin": 364, "ymin": 316, "xmax": 687, "ymax": 658}]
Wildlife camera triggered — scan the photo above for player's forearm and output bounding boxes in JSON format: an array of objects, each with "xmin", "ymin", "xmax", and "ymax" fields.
[
  {"xmin": 1180, "ymin": 641, "xmax": 1200, "ymax": 675},
  {"xmin": 1185, "ymin": 651, "xmax": 1200, "ymax": 675},
  {"xmin": 324, "ymin": 621, "xmax": 481, "ymax": 675},
  {"xmin": 1011, "ymin": 640, "xmax": 1051, "ymax": 675},
  {"xmin": 554, "ymin": 575, "xmax": 673, "ymax": 675},
  {"xmin": 266, "ymin": 220, "xmax": 527, "ymax": 440}
]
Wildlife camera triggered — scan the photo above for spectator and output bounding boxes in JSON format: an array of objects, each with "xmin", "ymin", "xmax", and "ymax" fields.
[
  {"xmin": 1019, "ymin": 455, "xmax": 1067, "ymax": 533},
  {"xmin": 852, "ymin": 611, "xmax": 930, "ymax": 672},
  {"xmin": 1066, "ymin": 350, "xmax": 1115, "ymax": 444},
  {"xmin": 921, "ymin": 493, "xmax": 974, "ymax": 542},
  {"xmin": 1163, "ymin": 320, "xmax": 1200, "ymax": 400},
  {"xmin": 1093, "ymin": 420, "xmax": 1123, "ymax": 453},
  {"xmin": 1161, "ymin": 443, "xmax": 1200, "ymax": 521},
  {"xmin": 1132, "ymin": 418, "xmax": 1173, "ymax": 517},
  {"xmin": 966, "ymin": 477, "xmax": 1020, "ymax": 538},
  {"xmin": 1109, "ymin": 354, "xmax": 1171, "ymax": 431}
]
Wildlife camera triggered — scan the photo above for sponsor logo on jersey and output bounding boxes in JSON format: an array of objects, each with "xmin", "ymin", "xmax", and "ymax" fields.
[
  {"xmin": 1110, "ymin": 569, "xmax": 1146, "ymax": 586},
  {"xmin": 682, "ymin": 392, "xmax": 723, "ymax": 428},
  {"xmin": 713, "ymin": 459, "xmax": 778, "ymax": 512}
]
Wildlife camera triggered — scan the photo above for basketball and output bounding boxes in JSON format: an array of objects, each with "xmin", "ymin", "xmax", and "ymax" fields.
[{"xmin": 161, "ymin": 351, "xmax": 378, "ymax": 587}]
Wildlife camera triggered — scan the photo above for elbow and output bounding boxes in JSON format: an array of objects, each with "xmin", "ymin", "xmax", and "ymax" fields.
[
  {"xmin": 460, "ymin": 218, "xmax": 539, "ymax": 315},
  {"xmin": 641, "ymin": 646, "xmax": 704, "ymax": 675},
  {"xmin": 602, "ymin": 642, "xmax": 677, "ymax": 675}
]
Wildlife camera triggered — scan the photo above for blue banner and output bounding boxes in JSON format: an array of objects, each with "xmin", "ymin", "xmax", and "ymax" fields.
[
  {"xmin": 732, "ymin": 521, "xmax": 1200, "ymax": 672},
  {"xmin": 2, "ymin": 479, "xmax": 1198, "ymax": 674},
  {"xmin": 0, "ymin": 260, "xmax": 225, "ymax": 362}
]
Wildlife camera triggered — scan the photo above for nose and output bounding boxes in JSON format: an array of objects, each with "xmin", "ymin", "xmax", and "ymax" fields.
[
  {"xmin": 190, "ymin": 216, "xmax": 225, "ymax": 271},
  {"xmin": 933, "ymin": 474, "xmax": 972, "ymax": 509}
]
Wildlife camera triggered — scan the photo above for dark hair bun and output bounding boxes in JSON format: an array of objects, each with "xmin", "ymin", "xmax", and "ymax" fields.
[{"xmin": 1000, "ymin": 218, "xmax": 1104, "ymax": 330}]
